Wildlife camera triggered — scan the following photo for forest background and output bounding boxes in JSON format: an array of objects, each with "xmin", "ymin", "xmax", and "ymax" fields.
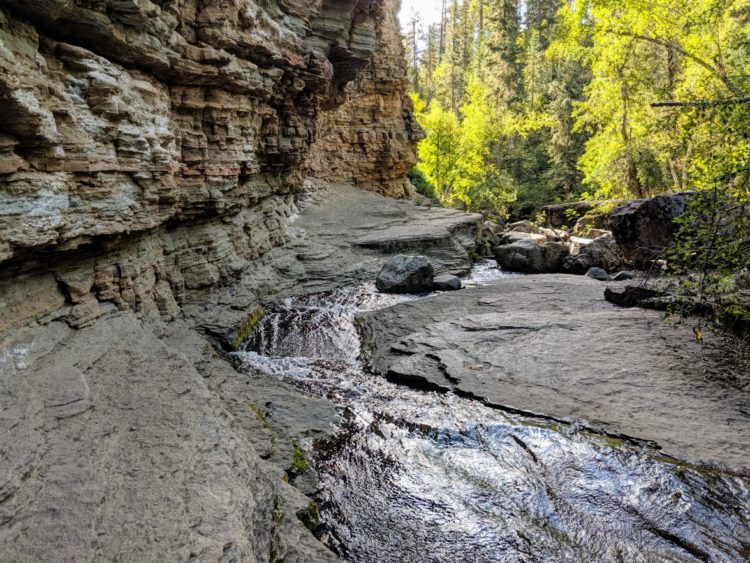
[{"xmin": 402, "ymin": 0, "xmax": 750, "ymax": 218}]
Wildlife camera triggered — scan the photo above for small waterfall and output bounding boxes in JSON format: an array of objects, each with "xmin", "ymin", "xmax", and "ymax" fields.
[{"xmin": 232, "ymin": 261, "xmax": 750, "ymax": 562}]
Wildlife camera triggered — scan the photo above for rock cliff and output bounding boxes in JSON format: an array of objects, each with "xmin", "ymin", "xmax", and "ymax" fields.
[
  {"xmin": 306, "ymin": 0, "xmax": 420, "ymax": 198},
  {"xmin": 0, "ymin": 0, "xmax": 428, "ymax": 559},
  {"xmin": 0, "ymin": 0, "xmax": 417, "ymax": 333}
]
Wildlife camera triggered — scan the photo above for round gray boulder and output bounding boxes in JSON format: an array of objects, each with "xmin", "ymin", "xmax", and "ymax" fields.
[
  {"xmin": 376, "ymin": 255, "xmax": 435, "ymax": 293},
  {"xmin": 433, "ymin": 274, "xmax": 462, "ymax": 291},
  {"xmin": 493, "ymin": 240, "xmax": 569, "ymax": 274},
  {"xmin": 586, "ymin": 267, "xmax": 612, "ymax": 281}
]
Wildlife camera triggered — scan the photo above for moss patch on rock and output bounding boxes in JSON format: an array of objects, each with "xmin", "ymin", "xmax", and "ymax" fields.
[{"xmin": 232, "ymin": 306, "xmax": 265, "ymax": 351}]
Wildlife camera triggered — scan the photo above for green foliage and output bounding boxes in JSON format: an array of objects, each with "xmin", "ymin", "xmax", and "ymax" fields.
[
  {"xmin": 411, "ymin": 80, "xmax": 516, "ymax": 216},
  {"xmin": 666, "ymin": 174, "xmax": 750, "ymax": 337},
  {"xmin": 408, "ymin": 167, "xmax": 439, "ymax": 202},
  {"xmin": 564, "ymin": 208, "xmax": 580, "ymax": 224},
  {"xmin": 551, "ymin": 0, "xmax": 750, "ymax": 199},
  {"xmin": 406, "ymin": 0, "xmax": 750, "ymax": 215}
]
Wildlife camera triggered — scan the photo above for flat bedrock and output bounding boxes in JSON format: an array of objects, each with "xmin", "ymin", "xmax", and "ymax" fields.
[{"xmin": 359, "ymin": 274, "xmax": 750, "ymax": 471}]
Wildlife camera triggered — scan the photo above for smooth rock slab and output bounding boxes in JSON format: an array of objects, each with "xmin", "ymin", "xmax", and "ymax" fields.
[
  {"xmin": 359, "ymin": 274, "xmax": 750, "ymax": 471},
  {"xmin": 0, "ymin": 313, "xmax": 336, "ymax": 562}
]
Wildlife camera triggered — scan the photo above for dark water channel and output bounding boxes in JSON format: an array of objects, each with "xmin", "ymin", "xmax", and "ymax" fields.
[{"xmin": 235, "ymin": 261, "xmax": 750, "ymax": 562}]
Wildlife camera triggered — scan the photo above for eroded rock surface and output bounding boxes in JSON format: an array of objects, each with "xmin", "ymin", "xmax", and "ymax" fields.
[
  {"xmin": 0, "ymin": 0, "xmax": 418, "ymax": 333},
  {"xmin": 0, "ymin": 0, "xmax": 433, "ymax": 558},
  {"xmin": 0, "ymin": 181, "xmax": 480, "ymax": 559},
  {"xmin": 0, "ymin": 313, "xmax": 337, "ymax": 562},
  {"xmin": 359, "ymin": 275, "xmax": 750, "ymax": 470},
  {"xmin": 307, "ymin": 0, "xmax": 420, "ymax": 198}
]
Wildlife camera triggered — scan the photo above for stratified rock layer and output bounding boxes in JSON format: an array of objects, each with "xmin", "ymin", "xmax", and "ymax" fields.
[
  {"xmin": 0, "ymin": 0, "xmax": 424, "ymax": 559},
  {"xmin": 306, "ymin": 0, "xmax": 421, "ymax": 197},
  {"xmin": 0, "ymin": 0, "xmax": 417, "ymax": 332}
]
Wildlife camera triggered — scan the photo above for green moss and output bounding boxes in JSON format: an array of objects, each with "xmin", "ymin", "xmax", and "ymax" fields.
[
  {"xmin": 232, "ymin": 306, "xmax": 265, "ymax": 351},
  {"xmin": 290, "ymin": 440, "xmax": 310, "ymax": 473},
  {"xmin": 297, "ymin": 501, "xmax": 321, "ymax": 532},
  {"xmin": 247, "ymin": 402, "xmax": 270, "ymax": 426}
]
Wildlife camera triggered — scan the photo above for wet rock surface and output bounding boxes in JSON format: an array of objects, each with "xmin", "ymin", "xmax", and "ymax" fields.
[
  {"xmin": 234, "ymin": 267, "xmax": 750, "ymax": 562},
  {"xmin": 0, "ymin": 183, "xmax": 481, "ymax": 559},
  {"xmin": 359, "ymin": 274, "xmax": 750, "ymax": 471},
  {"xmin": 189, "ymin": 183, "xmax": 480, "ymax": 345}
]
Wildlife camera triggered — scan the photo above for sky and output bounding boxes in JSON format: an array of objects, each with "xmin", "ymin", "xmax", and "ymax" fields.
[{"xmin": 398, "ymin": 0, "xmax": 442, "ymax": 31}]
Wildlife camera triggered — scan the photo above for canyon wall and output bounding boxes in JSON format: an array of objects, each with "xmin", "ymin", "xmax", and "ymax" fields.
[
  {"xmin": 306, "ymin": 0, "xmax": 420, "ymax": 198},
  {"xmin": 0, "ymin": 0, "xmax": 416, "ymax": 333}
]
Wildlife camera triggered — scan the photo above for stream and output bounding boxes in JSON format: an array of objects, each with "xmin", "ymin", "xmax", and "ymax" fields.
[{"xmin": 235, "ymin": 261, "xmax": 750, "ymax": 562}]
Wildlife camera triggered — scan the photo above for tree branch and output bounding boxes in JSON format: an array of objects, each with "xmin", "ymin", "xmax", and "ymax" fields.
[
  {"xmin": 605, "ymin": 29, "xmax": 740, "ymax": 94},
  {"xmin": 651, "ymin": 97, "xmax": 750, "ymax": 108}
]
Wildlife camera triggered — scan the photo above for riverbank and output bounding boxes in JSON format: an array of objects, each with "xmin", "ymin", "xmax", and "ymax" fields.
[{"xmin": 0, "ymin": 183, "xmax": 480, "ymax": 560}]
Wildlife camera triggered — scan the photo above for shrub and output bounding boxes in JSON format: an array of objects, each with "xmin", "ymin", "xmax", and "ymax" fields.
[
  {"xmin": 408, "ymin": 167, "xmax": 439, "ymax": 203},
  {"xmin": 666, "ymin": 173, "xmax": 750, "ymax": 338}
]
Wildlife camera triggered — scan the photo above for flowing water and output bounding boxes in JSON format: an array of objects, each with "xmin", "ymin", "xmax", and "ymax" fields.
[{"xmin": 235, "ymin": 262, "xmax": 750, "ymax": 562}]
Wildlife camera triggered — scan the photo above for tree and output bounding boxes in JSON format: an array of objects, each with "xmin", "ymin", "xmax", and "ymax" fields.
[{"xmin": 552, "ymin": 0, "xmax": 750, "ymax": 198}]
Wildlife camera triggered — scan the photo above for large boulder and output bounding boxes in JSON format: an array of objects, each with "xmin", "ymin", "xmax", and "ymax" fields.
[
  {"xmin": 542, "ymin": 201, "xmax": 604, "ymax": 229},
  {"xmin": 376, "ymin": 255, "xmax": 435, "ymax": 293},
  {"xmin": 609, "ymin": 193, "xmax": 689, "ymax": 266},
  {"xmin": 563, "ymin": 237, "xmax": 624, "ymax": 275},
  {"xmin": 493, "ymin": 240, "xmax": 569, "ymax": 273}
]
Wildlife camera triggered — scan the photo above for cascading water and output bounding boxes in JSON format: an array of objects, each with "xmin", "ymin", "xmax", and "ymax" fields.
[{"xmin": 234, "ymin": 261, "xmax": 750, "ymax": 562}]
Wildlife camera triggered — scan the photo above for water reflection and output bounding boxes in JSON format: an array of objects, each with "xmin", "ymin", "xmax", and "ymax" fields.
[{"xmin": 235, "ymin": 267, "xmax": 750, "ymax": 562}]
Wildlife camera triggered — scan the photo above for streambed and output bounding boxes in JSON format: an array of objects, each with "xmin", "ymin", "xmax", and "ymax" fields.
[{"xmin": 234, "ymin": 262, "xmax": 750, "ymax": 562}]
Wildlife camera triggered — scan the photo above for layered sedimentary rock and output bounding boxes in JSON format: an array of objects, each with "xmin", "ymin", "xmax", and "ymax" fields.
[
  {"xmin": 307, "ymin": 0, "xmax": 421, "ymax": 197},
  {"xmin": 0, "ymin": 1, "xmax": 422, "ymax": 559},
  {"xmin": 0, "ymin": 0, "xmax": 416, "ymax": 333}
]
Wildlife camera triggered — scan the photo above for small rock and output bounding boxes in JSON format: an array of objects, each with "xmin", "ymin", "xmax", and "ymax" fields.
[
  {"xmin": 538, "ymin": 227, "xmax": 561, "ymax": 241},
  {"xmin": 612, "ymin": 270, "xmax": 635, "ymax": 281},
  {"xmin": 604, "ymin": 285, "xmax": 668, "ymax": 309},
  {"xmin": 483, "ymin": 220, "xmax": 502, "ymax": 234},
  {"xmin": 433, "ymin": 274, "xmax": 462, "ymax": 291},
  {"xmin": 376, "ymin": 255, "xmax": 434, "ymax": 293},
  {"xmin": 508, "ymin": 220, "xmax": 539, "ymax": 234},
  {"xmin": 583, "ymin": 228, "xmax": 611, "ymax": 240},
  {"xmin": 586, "ymin": 267, "xmax": 611, "ymax": 281}
]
